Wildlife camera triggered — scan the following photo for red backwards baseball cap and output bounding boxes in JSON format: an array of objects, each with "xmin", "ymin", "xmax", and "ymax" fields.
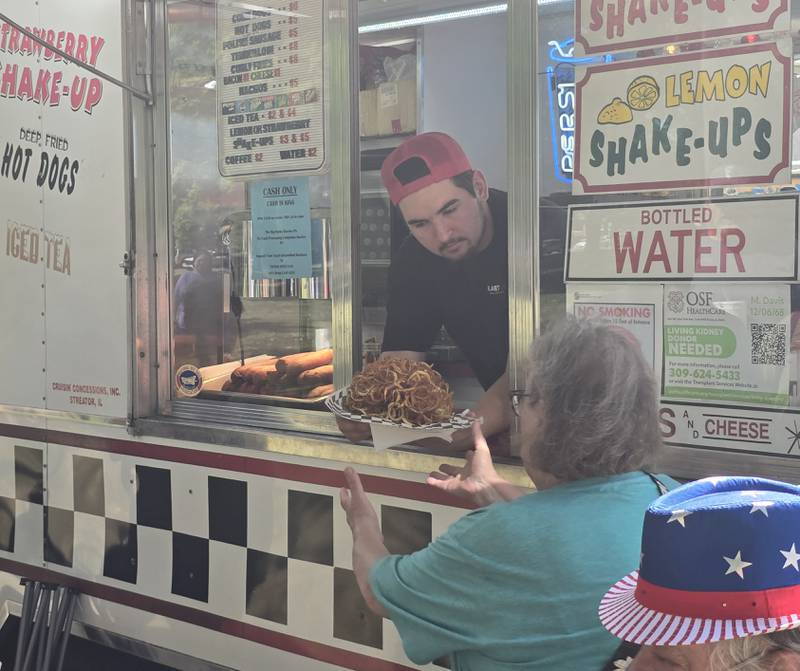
[{"xmin": 380, "ymin": 132, "xmax": 473, "ymax": 206}]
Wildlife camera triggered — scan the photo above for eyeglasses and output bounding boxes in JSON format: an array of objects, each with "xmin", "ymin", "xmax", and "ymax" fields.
[{"xmin": 510, "ymin": 390, "xmax": 533, "ymax": 417}]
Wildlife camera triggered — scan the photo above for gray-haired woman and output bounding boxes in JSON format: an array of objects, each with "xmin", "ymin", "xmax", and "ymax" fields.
[
  {"xmin": 340, "ymin": 318, "xmax": 677, "ymax": 670},
  {"xmin": 711, "ymin": 632, "xmax": 800, "ymax": 670},
  {"xmin": 628, "ymin": 630, "xmax": 800, "ymax": 670}
]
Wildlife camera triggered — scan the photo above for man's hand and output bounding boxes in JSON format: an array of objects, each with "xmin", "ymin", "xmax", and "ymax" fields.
[
  {"xmin": 336, "ymin": 415, "xmax": 372, "ymax": 444},
  {"xmin": 427, "ymin": 423, "xmax": 522, "ymax": 507}
]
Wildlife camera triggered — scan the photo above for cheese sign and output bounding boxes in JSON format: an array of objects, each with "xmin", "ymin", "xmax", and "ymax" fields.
[
  {"xmin": 574, "ymin": 42, "xmax": 792, "ymax": 194},
  {"xmin": 575, "ymin": 0, "xmax": 789, "ymax": 55},
  {"xmin": 565, "ymin": 195, "xmax": 798, "ymax": 281}
]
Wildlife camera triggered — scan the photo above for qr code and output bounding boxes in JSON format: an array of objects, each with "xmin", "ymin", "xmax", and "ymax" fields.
[{"xmin": 751, "ymin": 323, "xmax": 787, "ymax": 366}]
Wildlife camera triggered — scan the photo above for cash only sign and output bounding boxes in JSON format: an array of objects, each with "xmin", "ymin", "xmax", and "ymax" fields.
[{"xmin": 572, "ymin": 0, "xmax": 792, "ymax": 194}]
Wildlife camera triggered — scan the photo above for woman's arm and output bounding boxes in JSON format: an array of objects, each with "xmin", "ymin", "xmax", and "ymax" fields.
[
  {"xmin": 427, "ymin": 423, "xmax": 526, "ymax": 506},
  {"xmin": 340, "ymin": 468, "xmax": 389, "ymax": 617}
]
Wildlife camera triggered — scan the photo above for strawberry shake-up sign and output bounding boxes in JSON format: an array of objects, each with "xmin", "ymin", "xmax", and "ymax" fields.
[
  {"xmin": 574, "ymin": 42, "xmax": 792, "ymax": 194},
  {"xmin": 576, "ymin": 0, "xmax": 789, "ymax": 54}
]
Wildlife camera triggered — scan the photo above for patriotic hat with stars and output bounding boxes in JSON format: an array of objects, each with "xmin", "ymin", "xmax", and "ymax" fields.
[{"xmin": 600, "ymin": 476, "xmax": 800, "ymax": 646}]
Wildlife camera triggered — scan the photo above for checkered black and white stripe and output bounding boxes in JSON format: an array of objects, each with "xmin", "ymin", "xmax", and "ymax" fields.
[
  {"xmin": 0, "ymin": 436, "xmax": 464, "ymax": 669},
  {"xmin": 326, "ymin": 389, "xmax": 473, "ymax": 431}
]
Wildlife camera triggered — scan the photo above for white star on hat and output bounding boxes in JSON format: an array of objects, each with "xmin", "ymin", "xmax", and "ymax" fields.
[
  {"xmin": 780, "ymin": 544, "xmax": 800, "ymax": 571},
  {"xmin": 750, "ymin": 501, "xmax": 775, "ymax": 517},
  {"xmin": 667, "ymin": 509, "xmax": 692, "ymax": 527},
  {"xmin": 724, "ymin": 551, "xmax": 753, "ymax": 579}
]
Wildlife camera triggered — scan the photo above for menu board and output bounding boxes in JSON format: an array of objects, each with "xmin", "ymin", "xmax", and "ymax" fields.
[
  {"xmin": 574, "ymin": 41, "xmax": 792, "ymax": 194},
  {"xmin": 216, "ymin": 0, "xmax": 325, "ymax": 178}
]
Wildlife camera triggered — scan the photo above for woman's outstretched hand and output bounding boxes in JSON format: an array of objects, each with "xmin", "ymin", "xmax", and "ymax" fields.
[{"xmin": 427, "ymin": 423, "xmax": 521, "ymax": 507}]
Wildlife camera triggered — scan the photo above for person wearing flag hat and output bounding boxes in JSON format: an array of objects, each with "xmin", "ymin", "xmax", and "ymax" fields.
[
  {"xmin": 338, "ymin": 132, "xmax": 512, "ymax": 449},
  {"xmin": 600, "ymin": 476, "xmax": 800, "ymax": 670}
]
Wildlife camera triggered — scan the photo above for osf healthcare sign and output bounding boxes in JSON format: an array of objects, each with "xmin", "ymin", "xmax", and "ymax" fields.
[
  {"xmin": 574, "ymin": 42, "xmax": 791, "ymax": 194},
  {"xmin": 576, "ymin": 0, "xmax": 789, "ymax": 54},
  {"xmin": 565, "ymin": 195, "xmax": 798, "ymax": 281}
]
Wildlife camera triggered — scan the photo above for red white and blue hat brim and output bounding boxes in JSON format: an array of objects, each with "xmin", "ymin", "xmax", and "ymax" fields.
[{"xmin": 600, "ymin": 570, "xmax": 800, "ymax": 646}]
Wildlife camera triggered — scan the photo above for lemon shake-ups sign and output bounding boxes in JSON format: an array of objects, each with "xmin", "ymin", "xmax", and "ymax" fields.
[
  {"xmin": 575, "ymin": 0, "xmax": 789, "ymax": 54},
  {"xmin": 574, "ymin": 41, "xmax": 791, "ymax": 194}
]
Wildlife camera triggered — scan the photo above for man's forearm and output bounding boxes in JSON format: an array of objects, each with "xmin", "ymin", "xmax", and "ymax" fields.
[
  {"xmin": 449, "ymin": 371, "xmax": 512, "ymax": 450},
  {"xmin": 476, "ymin": 371, "xmax": 513, "ymax": 437},
  {"xmin": 352, "ymin": 521, "xmax": 390, "ymax": 617}
]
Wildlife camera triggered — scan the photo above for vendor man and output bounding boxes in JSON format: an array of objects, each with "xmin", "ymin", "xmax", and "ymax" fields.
[{"xmin": 341, "ymin": 132, "xmax": 512, "ymax": 449}]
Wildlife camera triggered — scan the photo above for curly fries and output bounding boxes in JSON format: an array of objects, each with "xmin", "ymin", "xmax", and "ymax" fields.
[{"xmin": 344, "ymin": 358, "xmax": 454, "ymax": 426}]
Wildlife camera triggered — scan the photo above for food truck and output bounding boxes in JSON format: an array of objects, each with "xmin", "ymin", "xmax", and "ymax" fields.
[{"xmin": 0, "ymin": 0, "xmax": 799, "ymax": 668}]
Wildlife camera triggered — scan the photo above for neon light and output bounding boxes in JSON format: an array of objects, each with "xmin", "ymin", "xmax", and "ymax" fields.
[
  {"xmin": 546, "ymin": 67, "xmax": 573, "ymax": 185},
  {"xmin": 545, "ymin": 39, "xmax": 612, "ymax": 185}
]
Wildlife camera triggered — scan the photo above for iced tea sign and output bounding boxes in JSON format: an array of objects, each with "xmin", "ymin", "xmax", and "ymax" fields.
[
  {"xmin": 574, "ymin": 42, "xmax": 791, "ymax": 194},
  {"xmin": 576, "ymin": 0, "xmax": 789, "ymax": 54}
]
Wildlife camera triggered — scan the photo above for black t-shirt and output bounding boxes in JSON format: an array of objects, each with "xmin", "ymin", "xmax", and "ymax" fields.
[{"xmin": 382, "ymin": 189, "xmax": 509, "ymax": 390}]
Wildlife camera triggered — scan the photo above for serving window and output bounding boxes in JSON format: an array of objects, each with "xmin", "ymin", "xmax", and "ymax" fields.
[
  {"xmin": 160, "ymin": 0, "xmax": 516, "ymax": 454},
  {"xmin": 154, "ymin": 0, "xmax": 800, "ymax": 479},
  {"xmin": 166, "ymin": 1, "xmax": 335, "ymax": 413},
  {"xmin": 357, "ymin": 2, "xmax": 508, "ymax": 415}
]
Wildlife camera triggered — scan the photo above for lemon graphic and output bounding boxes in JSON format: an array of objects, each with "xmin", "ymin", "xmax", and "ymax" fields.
[
  {"xmin": 626, "ymin": 75, "xmax": 660, "ymax": 111},
  {"xmin": 597, "ymin": 98, "xmax": 633, "ymax": 125}
]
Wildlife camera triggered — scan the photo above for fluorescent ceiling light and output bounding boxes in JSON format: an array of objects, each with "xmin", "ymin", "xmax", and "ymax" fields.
[
  {"xmin": 359, "ymin": 3, "xmax": 507, "ymax": 33},
  {"xmin": 361, "ymin": 37, "xmax": 417, "ymax": 47},
  {"xmin": 204, "ymin": 0, "xmax": 306, "ymax": 19},
  {"xmin": 358, "ymin": 0, "xmax": 571, "ymax": 32}
]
